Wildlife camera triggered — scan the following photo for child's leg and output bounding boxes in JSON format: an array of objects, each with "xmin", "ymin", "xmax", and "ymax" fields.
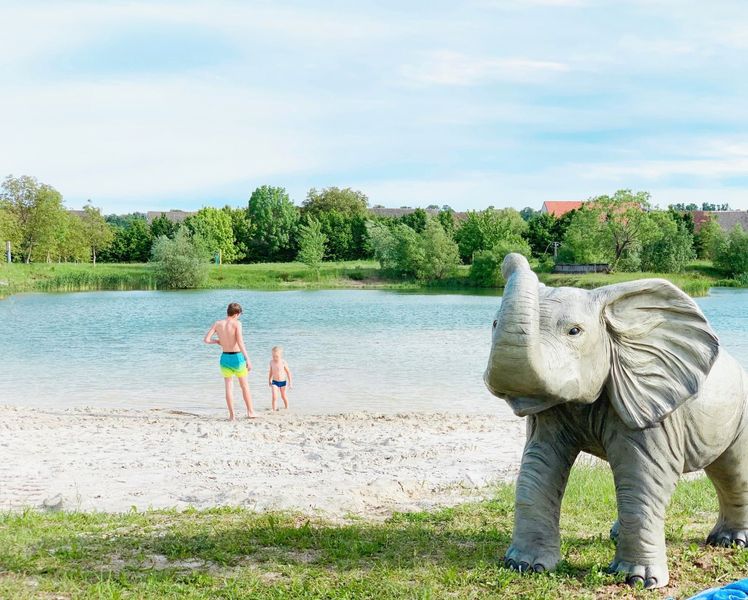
[
  {"xmin": 224, "ymin": 377, "xmax": 235, "ymax": 420},
  {"xmin": 271, "ymin": 385, "xmax": 278, "ymax": 411},
  {"xmin": 238, "ymin": 375, "xmax": 255, "ymax": 418},
  {"xmin": 280, "ymin": 386, "xmax": 289, "ymax": 409}
]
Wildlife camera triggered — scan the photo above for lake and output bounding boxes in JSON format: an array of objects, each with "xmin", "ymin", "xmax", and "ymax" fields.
[{"xmin": 1, "ymin": 288, "xmax": 746, "ymax": 414}]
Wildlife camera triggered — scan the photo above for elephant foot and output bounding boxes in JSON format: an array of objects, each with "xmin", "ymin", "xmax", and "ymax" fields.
[
  {"xmin": 503, "ymin": 544, "xmax": 560, "ymax": 574},
  {"xmin": 707, "ymin": 526, "xmax": 748, "ymax": 548},
  {"xmin": 608, "ymin": 558, "xmax": 669, "ymax": 589}
]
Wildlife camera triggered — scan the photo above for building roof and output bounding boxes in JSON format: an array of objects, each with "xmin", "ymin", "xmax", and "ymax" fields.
[
  {"xmin": 693, "ymin": 210, "xmax": 748, "ymax": 233},
  {"xmin": 540, "ymin": 201, "xmax": 583, "ymax": 218},
  {"xmin": 146, "ymin": 210, "xmax": 195, "ymax": 224},
  {"xmin": 368, "ymin": 207, "xmax": 468, "ymax": 220}
]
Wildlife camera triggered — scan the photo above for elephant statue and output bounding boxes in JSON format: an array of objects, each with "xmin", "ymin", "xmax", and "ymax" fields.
[{"xmin": 484, "ymin": 253, "xmax": 748, "ymax": 589}]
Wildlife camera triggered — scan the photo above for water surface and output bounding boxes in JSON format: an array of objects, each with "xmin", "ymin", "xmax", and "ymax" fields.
[{"xmin": 1, "ymin": 288, "xmax": 746, "ymax": 414}]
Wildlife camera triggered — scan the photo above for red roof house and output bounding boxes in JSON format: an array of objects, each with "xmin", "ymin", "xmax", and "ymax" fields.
[{"xmin": 540, "ymin": 201, "xmax": 583, "ymax": 218}]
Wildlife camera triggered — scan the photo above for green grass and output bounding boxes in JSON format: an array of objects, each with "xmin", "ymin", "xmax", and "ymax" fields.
[
  {"xmin": 539, "ymin": 260, "xmax": 732, "ymax": 297},
  {"xmin": 1, "ymin": 259, "xmax": 742, "ymax": 300},
  {"xmin": 0, "ymin": 466, "xmax": 740, "ymax": 599}
]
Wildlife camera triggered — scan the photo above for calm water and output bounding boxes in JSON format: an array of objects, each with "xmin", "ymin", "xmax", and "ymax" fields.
[{"xmin": 0, "ymin": 288, "xmax": 746, "ymax": 414}]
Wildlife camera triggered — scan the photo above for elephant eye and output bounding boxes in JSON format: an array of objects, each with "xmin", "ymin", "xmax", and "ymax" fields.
[
  {"xmin": 568, "ymin": 326, "xmax": 582, "ymax": 336},
  {"xmin": 492, "ymin": 320, "xmax": 498, "ymax": 330}
]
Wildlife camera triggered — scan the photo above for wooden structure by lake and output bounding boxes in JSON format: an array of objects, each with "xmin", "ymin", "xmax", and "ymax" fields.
[{"xmin": 553, "ymin": 263, "xmax": 610, "ymax": 274}]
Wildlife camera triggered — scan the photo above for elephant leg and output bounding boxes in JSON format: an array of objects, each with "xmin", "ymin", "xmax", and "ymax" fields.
[
  {"xmin": 607, "ymin": 447, "xmax": 680, "ymax": 589},
  {"xmin": 504, "ymin": 416, "xmax": 579, "ymax": 574},
  {"xmin": 705, "ymin": 429, "xmax": 748, "ymax": 548}
]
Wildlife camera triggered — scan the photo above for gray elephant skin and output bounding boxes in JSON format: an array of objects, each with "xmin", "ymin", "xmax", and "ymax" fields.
[{"xmin": 484, "ymin": 253, "xmax": 748, "ymax": 589}]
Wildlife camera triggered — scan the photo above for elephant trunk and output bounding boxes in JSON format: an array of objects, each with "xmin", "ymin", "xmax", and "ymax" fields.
[{"xmin": 484, "ymin": 253, "xmax": 546, "ymax": 398}]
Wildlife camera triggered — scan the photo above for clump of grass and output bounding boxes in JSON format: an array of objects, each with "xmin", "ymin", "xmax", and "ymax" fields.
[{"xmin": 0, "ymin": 466, "xmax": 739, "ymax": 599}]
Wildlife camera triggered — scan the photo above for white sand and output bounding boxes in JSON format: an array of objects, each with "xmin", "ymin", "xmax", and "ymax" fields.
[{"xmin": 0, "ymin": 406, "xmax": 526, "ymax": 518}]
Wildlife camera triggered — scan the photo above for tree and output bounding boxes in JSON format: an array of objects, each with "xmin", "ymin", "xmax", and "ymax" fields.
[
  {"xmin": 437, "ymin": 209, "xmax": 456, "ymax": 236},
  {"xmin": 150, "ymin": 227, "xmax": 209, "ymax": 288},
  {"xmin": 0, "ymin": 203, "xmax": 20, "ymax": 257},
  {"xmin": 223, "ymin": 206, "xmax": 251, "ymax": 263},
  {"xmin": 415, "ymin": 219, "xmax": 460, "ymax": 281},
  {"xmin": 1, "ymin": 175, "xmax": 66, "ymax": 263},
  {"xmin": 366, "ymin": 219, "xmax": 458, "ymax": 282},
  {"xmin": 594, "ymin": 190, "xmax": 656, "ymax": 269},
  {"xmin": 400, "ymin": 208, "xmax": 428, "ymax": 233},
  {"xmin": 469, "ymin": 238, "xmax": 533, "ymax": 287},
  {"xmin": 455, "ymin": 208, "xmax": 527, "ymax": 263},
  {"xmin": 559, "ymin": 190, "xmax": 657, "ymax": 270},
  {"xmin": 640, "ymin": 213, "xmax": 695, "ymax": 273},
  {"xmin": 80, "ymin": 203, "xmax": 114, "ymax": 265},
  {"xmin": 303, "ymin": 187, "xmax": 368, "ymax": 216},
  {"xmin": 525, "ymin": 212, "xmax": 558, "ymax": 257},
  {"xmin": 520, "ymin": 207, "xmax": 538, "ymax": 221},
  {"xmin": 714, "ymin": 225, "xmax": 748, "ymax": 277},
  {"xmin": 247, "ymin": 186, "xmax": 300, "ymax": 262},
  {"xmin": 702, "ymin": 202, "xmax": 730, "ymax": 211},
  {"xmin": 301, "ymin": 188, "xmax": 369, "ymax": 260},
  {"xmin": 558, "ymin": 206, "xmax": 609, "ymax": 264},
  {"xmin": 52, "ymin": 211, "xmax": 89, "ymax": 262},
  {"xmin": 669, "ymin": 203, "xmax": 698, "ymax": 211},
  {"xmin": 296, "ymin": 218, "xmax": 327, "ymax": 275},
  {"xmin": 150, "ymin": 214, "xmax": 177, "ymax": 239},
  {"xmin": 695, "ymin": 215, "xmax": 723, "ymax": 260},
  {"xmin": 185, "ymin": 207, "xmax": 241, "ymax": 263},
  {"xmin": 100, "ymin": 216, "xmax": 152, "ymax": 263}
]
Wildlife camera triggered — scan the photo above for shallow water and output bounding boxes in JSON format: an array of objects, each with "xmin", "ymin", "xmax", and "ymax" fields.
[{"xmin": 0, "ymin": 288, "xmax": 746, "ymax": 414}]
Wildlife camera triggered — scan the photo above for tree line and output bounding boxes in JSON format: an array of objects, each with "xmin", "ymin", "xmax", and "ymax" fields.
[{"xmin": 2, "ymin": 175, "xmax": 747, "ymax": 286}]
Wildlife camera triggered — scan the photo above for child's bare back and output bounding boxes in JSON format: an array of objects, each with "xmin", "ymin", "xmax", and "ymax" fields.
[{"xmin": 203, "ymin": 302, "xmax": 255, "ymax": 420}]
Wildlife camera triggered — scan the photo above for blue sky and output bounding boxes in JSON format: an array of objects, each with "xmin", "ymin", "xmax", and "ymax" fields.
[{"xmin": 2, "ymin": 0, "xmax": 748, "ymax": 213}]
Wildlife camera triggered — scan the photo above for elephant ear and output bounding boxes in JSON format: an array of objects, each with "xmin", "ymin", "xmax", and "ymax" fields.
[{"xmin": 596, "ymin": 279, "xmax": 719, "ymax": 430}]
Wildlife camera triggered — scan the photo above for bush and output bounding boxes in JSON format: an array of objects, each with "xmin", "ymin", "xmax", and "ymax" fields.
[
  {"xmin": 640, "ymin": 221, "xmax": 695, "ymax": 273},
  {"xmin": 296, "ymin": 219, "xmax": 327, "ymax": 274},
  {"xmin": 469, "ymin": 239, "xmax": 533, "ymax": 287},
  {"xmin": 414, "ymin": 220, "xmax": 460, "ymax": 281},
  {"xmin": 714, "ymin": 224, "xmax": 748, "ymax": 277},
  {"xmin": 150, "ymin": 227, "xmax": 209, "ymax": 289},
  {"xmin": 367, "ymin": 219, "xmax": 460, "ymax": 282}
]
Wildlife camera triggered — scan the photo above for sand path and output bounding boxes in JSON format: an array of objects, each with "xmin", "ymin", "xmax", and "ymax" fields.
[{"xmin": 0, "ymin": 406, "xmax": 526, "ymax": 517}]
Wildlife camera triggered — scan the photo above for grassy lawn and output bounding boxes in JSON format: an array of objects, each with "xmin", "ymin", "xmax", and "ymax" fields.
[
  {"xmin": 0, "ymin": 466, "xmax": 741, "ymax": 599},
  {"xmin": 0, "ymin": 259, "xmax": 740, "ymax": 299}
]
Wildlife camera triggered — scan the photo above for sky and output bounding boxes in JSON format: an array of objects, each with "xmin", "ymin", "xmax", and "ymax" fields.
[{"xmin": 2, "ymin": 0, "xmax": 748, "ymax": 213}]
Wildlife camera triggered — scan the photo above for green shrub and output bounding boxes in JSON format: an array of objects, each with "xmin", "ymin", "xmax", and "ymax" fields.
[
  {"xmin": 640, "ymin": 221, "xmax": 695, "ymax": 273},
  {"xmin": 469, "ymin": 238, "xmax": 533, "ymax": 287},
  {"xmin": 150, "ymin": 227, "xmax": 209, "ymax": 289},
  {"xmin": 714, "ymin": 224, "xmax": 748, "ymax": 278}
]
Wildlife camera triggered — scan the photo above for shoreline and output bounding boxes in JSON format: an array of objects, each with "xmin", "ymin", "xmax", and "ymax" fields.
[
  {"xmin": 1, "ymin": 260, "xmax": 741, "ymax": 299},
  {"xmin": 0, "ymin": 406, "xmax": 526, "ymax": 518}
]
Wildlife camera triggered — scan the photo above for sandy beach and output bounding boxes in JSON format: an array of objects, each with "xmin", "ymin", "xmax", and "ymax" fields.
[{"xmin": 0, "ymin": 406, "xmax": 526, "ymax": 518}]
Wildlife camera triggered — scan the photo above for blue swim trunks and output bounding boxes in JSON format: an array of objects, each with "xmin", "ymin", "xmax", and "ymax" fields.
[
  {"xmin": 271, "ymin": 379, "xmax": 287, "ymax": 388},
  {"xmin": 220, "ymin": 352, "xmax": 248, "ymax": 378}
]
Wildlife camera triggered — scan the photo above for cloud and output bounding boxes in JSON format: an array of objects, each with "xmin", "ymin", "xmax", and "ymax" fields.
[
  {"xmin": 401, "ymin": 51, "xmax": 570, "ymax": 86},
  {"xmin": 1, "ymin": 0, "xmax": 748, "ymax": 211}
]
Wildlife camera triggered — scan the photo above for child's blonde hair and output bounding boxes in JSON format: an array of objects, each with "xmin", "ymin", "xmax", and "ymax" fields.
[{"xmin": 272, "ymin": 346, "xmax": 283, "ymax": 354}]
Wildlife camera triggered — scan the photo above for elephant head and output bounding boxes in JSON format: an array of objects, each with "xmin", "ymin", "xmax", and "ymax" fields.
[{"xmin": 484, "ymin": 253, "xmax": 720, "ymax": 429}]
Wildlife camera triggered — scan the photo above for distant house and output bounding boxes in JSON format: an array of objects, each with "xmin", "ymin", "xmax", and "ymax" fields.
[
  {"xmin": 692, "ymin": 210, "xmax": 748, "ymax": 233},
  {"xmin": 146, "ymin": 210, "xmax": 195, "ymax": 224},
  {"xmin": 540, "ymin": 201, "xmax": 583, "ymax": 218},
  {"xmin": 368, "ymin": 207, "xmax": 468, "ymax": 221}
]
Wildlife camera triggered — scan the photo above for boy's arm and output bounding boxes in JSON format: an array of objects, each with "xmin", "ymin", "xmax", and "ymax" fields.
[
  {"xmin": 285, "ymin": 362, "xmax": 292, "ymax": 387},
  {"xmin": 203, "ymin": 322, "xmax": 219, "ymax": 344},
  {"xmin": 268, "ymin": 365, "xmax": 273, "ymax": 387},
  {"xmin": 236, "ymin": 322, "xmax": 252, "ymax": 371}
]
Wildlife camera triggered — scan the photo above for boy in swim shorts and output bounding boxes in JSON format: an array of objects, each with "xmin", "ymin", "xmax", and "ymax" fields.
[
  {"xmin": 268, "ymin": 346, "xmax": 292, "ymax": 411},
  {"xmin": 203, "ymin": 302, "xmax": 255, "ymax": 420}
]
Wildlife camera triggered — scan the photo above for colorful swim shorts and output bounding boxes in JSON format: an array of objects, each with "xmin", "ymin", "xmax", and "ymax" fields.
[
  {"xmin": 271, "ymin": 379, "xmax": 287, "ymax": 388},
  {"xmin": 220, "ymin": 352, "xmax": 248, "ymax": 378}
]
